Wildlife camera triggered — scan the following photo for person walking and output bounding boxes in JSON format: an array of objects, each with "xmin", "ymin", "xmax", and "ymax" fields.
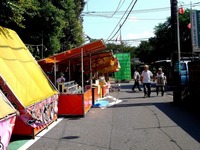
[
  {"xmin": 132, "ymin": 69, "xmax": 142, "ymax": 92},
  {"xmin": 140, "ymin": 65, "xmax": 153, "ymax": 98},
  {"xmin": 155, "ymin": 68, "xmax": 167, "ymax": 96}
]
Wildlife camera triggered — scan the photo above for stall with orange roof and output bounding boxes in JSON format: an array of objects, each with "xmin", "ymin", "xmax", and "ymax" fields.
[
  {"xmin": 38, "ymin": 38, "xmax": 121, "ymax": 117},
  {"xmin": 92, "ymin": 52, "xmax": 121, "ymax": 97},
  {"xmin": 38, "ymin": 40, "xmax": 107, "ymax": 116}
]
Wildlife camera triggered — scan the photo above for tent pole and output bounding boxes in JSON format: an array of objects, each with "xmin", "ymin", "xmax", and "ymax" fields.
[
  {"xmin": 89, "ymin": 53, "xmax": 92, "ymax": 86},
  {"xmin": 81, "ymin": 48, "xmax": 84, "ymax": 93},
  {"xmin": 54, "ymin": 56, "xmax": 57, "ymax": 86},
  {"xmin": 68, "ymin": 60, "xmax": 71, "ymax": 81}
]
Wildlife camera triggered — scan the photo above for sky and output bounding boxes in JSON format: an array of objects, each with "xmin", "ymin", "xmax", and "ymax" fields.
[{"xmin": 82, "ymin": 0, "xmax": 200, "ymax": 46}]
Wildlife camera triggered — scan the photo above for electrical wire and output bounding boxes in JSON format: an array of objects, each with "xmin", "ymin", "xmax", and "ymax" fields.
[
  {"xmin": 84, "ymin": 0, "xmax": 126, "ymax": 18},
  {"xmin": 107, "ymin": 0, "xmax": 126, "ymax": 18},
  {"xmin": 83, "ymin": 1, "xmax": 194, "ymax": 45},
  {"xmin": 83, "ymin": 7, "xmax": 170, "ymax": 17},
  {"xmin": 106, "ymin": 0, "xmax": 138, "ymax": 42},
  {"xmin": 106, "ymin": 0, "xmax": 136, "ymax": 41},
  {"xmin": 107, "ymin": 37, "xmax": 149, "ymax": 42},
  {"xmin": 82, "ymin": 3, "xmax": 195, "ymax": 17},
  {"xmin": 84, "ymin": 15, "xmax": 166, "ymax": 21}
]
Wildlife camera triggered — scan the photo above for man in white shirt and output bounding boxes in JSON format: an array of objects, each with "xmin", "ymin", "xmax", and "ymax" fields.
[
  {"xmin": 132, "ymin": 69, "xmax": 142, "ymax": 92},
  {"xmin": 141, "ymin": 65, "xmax": 153, "ymax": 98}
]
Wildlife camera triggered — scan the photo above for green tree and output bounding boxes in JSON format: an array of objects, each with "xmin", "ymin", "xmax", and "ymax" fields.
[
  {"xmin": 0, "ymin": 0, "xmax": 85, "ymax": 59},
  {"xmin": 106, "ymin": 42, "xmax": 136, "ymax": 58},
  {"xmin": 0, "ymin": 0, "xmax": 39, "ymax": 28},
  {"xmin": 137, "ymin": 8, "xmax": 192, "ymax": 63},
  {"xmin": 136, "ymin": 40, "xmax": 154, "ymax": 64},
  {"xmin": 150, "ymin": 18, "xmax": 173, "ymax": 60},
  {"xmin": 178, "ymin": 9, "xmax": 192, "ymax": 56},
  {"xmin": 56, "ymin": 0, "xmax": 85, "ymax": 51}
]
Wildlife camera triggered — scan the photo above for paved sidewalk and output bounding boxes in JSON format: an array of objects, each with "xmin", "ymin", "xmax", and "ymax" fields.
[{"xmin": 10, "ymin": 82, "xmax": 200, "ymax": 150}]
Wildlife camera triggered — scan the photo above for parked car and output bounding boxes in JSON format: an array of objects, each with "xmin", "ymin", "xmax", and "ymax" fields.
[
  {"xmin": 153, "ymin": 59, "xmax": 191, "ymax": 87},
  {"xmin": 180, "ymin": 60, "xmax": 190, "ymax": 85}
]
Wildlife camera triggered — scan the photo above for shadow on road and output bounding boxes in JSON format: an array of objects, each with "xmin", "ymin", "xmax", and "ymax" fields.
[{"xmin": 109, "ymin": 84, "xmax": 200, "ymax": 143}]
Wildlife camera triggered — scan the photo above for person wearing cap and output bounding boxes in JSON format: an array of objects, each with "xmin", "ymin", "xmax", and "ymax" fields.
[
  {"xmin": 155, "ymin": 68, "xmax": 167, "ymax": 96},
  {"xmin": 140, "ymin": 65, "xmax": 153, "ymax": 98}
]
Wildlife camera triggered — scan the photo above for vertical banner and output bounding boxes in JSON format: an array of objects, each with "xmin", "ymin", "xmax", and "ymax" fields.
[{"xmin": 191, "ymin": 10, "xmax": 200, "ymax": 52}]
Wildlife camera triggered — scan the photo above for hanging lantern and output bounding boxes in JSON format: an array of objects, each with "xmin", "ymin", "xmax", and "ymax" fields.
[
  {"xmin": 179, "ymin": 7, "xmax": 185, "ymax": 15},
  {"xmin": 36, "ymin": 46, "xmax": 39, "ymax": 53},
  {"xmin": 187, "ymin": 23, "xmax": 191, "ymax": 29}
]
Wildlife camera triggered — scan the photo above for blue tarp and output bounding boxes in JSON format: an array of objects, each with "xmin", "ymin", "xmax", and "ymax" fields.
[{"xmin": 93, "ymin": 100, "xmax": 109, "ymax": 107}]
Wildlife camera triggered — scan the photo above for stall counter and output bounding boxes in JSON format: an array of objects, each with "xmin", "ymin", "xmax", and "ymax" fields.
[{"xmin": 58, "ymin": 88, "xmax": 92, "ymax": 117}]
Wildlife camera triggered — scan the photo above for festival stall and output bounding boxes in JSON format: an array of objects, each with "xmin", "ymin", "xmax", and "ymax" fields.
[
  {"xmin": 91, "ymin": 52, "xmax": 121, "ymax": 97},
  {"xmin": 67, "ymin": 50, "xmax": 120, "ymax": 98},
  {"xmin": 0, "ymin": 26, "xmax": 59, "ymax": 138},
  {"xmin": 38, "ymin": 40, "xmax": 116, "ymax": 116},
  {"xmin": 0, "ymin": 90, "xmax": 17, "ymax": 150}
]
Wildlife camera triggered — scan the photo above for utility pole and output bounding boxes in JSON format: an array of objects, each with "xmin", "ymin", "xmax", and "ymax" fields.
[{"xmin": 170, "ymin": 0, "xmax": 181, "ymax": 103}]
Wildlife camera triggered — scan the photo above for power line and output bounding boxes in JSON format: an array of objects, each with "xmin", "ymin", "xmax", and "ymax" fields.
[
  {"xmin": 82, "ymin": 3, "xmax": 193, "ymax": 17},
  {"xmin": 107, "ymin": 37, "xmax": 150, "ymax": 42},
  {"xmin": 84, "ymin": 0, "xmax": 125, "ymax": 18},
  {"xmin": 106, "ymin": 0, "xmax": 138, "ymax": 42},
  {"xmin": 108, "ymin": 0, "xmax": 126, "ymax": 18},
  {"xmin": 82, "ymin": 7, "xmax": 170, "ymax": 17},
  {"xmin": 84, "ymin": 16, "xmax": 167, "ymax": 21}
]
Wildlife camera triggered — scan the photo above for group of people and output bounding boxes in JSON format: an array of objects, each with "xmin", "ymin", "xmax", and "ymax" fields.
[{"xmin": 132, "ymin": 65, "xmax": 167, "ymax": 98}]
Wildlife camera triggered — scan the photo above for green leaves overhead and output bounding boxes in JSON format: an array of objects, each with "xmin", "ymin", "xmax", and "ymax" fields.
[
  {"xmin": 136, "ymin": 8, "xmax": 192, "ymax": 64},
  {"xmin": 0, "ymin": 0, "xmax": 85, "ymax": 59}
]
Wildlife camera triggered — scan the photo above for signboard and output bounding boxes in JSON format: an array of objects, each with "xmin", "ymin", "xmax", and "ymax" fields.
[
  {"xmin": 191, "ymin": 10, "xmax": 200, "ymax": 52},
  {"xmin": 114, "ymin": 53, "xmax": 131, "ymax": 81}
]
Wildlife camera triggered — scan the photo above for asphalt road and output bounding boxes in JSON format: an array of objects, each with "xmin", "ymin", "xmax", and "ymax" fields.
[{"xmin": 14, "ymin": 82, "xmax": 200, "ymax": 150}]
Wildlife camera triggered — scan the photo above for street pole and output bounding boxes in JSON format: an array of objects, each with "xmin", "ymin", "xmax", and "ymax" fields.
[
  {"xmin": 177, "ymin": 8, "xmax": 181, "ymax": 63},
  {"xmin": 170, "ymin": 0, "xmax": 181, "ymax": 103}
]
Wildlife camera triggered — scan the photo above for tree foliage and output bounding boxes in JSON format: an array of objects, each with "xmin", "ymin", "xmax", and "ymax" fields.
[
  {"xmin": 136, "ymin": 40, "xmax": 154, "ymax": 64},
  {"xmin": 137, "ymin": 8, "xmax": 192, "ymax": 64},
  {"xmin": 0, "ymin": 2, "xmax": 193, "ymax": 63},
  {"xmin": 0, "ymin": 0, "xmax": 37, "ymax": 28},
  {"xmin": 106, "ymin": 42, "xmax": 136, "ymax": 58},
  {"xmin": 0, "ymin": 0, "xmax": 85, "ymax": 59}
]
